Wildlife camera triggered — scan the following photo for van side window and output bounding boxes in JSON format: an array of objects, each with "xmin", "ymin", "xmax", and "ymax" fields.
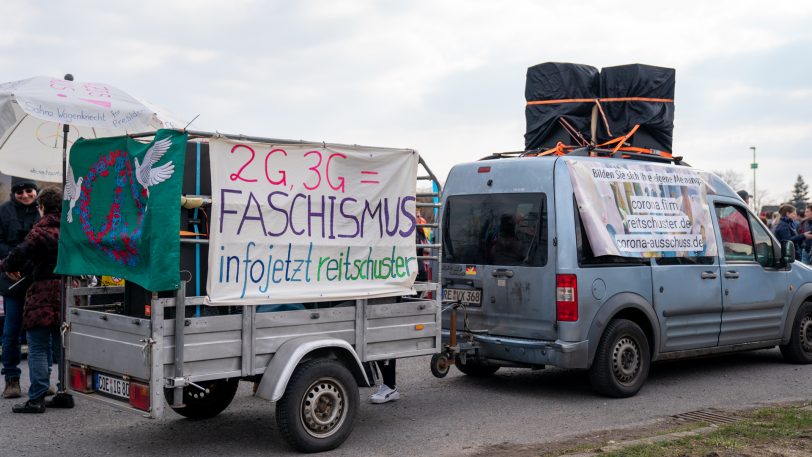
[
  {"xmin": 714, "ymin": 204, "xmax": 755, "ymax": 262},
  {"xmin": 443, "ymin": 193, "xmax": 547, "ymax": 267},
  {"xmin": 749, "ymin": 214, "xmax": 775, "ymax": 268},
  {"xmin": 574, "ymin": 196, "xmax": 646, "ymax": 266}
]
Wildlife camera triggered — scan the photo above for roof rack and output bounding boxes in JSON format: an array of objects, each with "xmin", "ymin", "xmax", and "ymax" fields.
[{"xmin": 478, "ymin": 124, "xmax": 689, "ymax": 166}]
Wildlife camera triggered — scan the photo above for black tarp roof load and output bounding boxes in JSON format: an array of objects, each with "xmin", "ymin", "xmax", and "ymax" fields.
[
  {"xmin": 524, "ymin": 62, "xmax": 599, "ymax": 151},
  {"xmin": 597, "ymin": 64, "xmax": 675, "ymax": 152},
  {"xmin": 524, "ymin": 62, "xmax": 675, "ymax": 153}
]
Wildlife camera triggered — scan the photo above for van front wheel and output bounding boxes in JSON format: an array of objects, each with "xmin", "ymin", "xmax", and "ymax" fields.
[
  {"xmin": 779, "ymin": 301, "xmax": 812, "ymax": 364},
  {"xmin": 588, "ymin": 319, "xmax": 650, "ymax": 398}
]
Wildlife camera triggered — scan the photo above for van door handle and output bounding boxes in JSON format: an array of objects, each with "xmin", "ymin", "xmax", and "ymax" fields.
[
  {"xmin": 700, "ymin": 271, "xmax": 718, "ymax": 279},
  {"xmin": 492, "ymin": 269, "xmax": 514, "ymax": 278},
  {"xmin": 724, "ymin": 271, "xmax": 740, "ymax": 279}
]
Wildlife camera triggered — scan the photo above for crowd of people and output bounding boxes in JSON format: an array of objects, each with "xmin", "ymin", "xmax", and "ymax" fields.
[
  {"xmin": 0, "ymin": 177, "xmax": 69, "ymax": 413},
  {"xmin": 739, "ymin": 190, "xmax": 812, "ymax": 263}
]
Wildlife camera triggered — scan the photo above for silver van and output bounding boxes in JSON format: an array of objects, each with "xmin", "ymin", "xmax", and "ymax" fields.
[{"xmin": 438, "ymin": 150, "xmax": 812, "ymax": 397}]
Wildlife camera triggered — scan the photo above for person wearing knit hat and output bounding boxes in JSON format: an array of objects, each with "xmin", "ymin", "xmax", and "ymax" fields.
[
  {"xmin": 0, "ymin": 176, "xmax": 40, "ymax": 399},
  {"xmin": 1, "ymin": 187, "xmax": 65, "ymax": 413}
]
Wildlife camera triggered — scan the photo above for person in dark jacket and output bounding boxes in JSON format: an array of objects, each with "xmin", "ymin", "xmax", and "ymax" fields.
[
  {"xmin": 773, "ymin": 204, "xmax": 812, "ymax": 260},
  {"xmin": 0, "ymin": 187, "xmax": 62, "ymax": 413},
  {"xmin": 0, "ymin": 177, "xmax": 40, "ymax": 399},
  {"xmin": 799, "ymin": 206, "xmax": 812, "ymax": 264}
]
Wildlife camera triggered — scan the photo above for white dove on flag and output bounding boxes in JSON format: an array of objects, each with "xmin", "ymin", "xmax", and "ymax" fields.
[
  {"xmin": 64, "ymin": 163, "xmax": 83, "ymax": 223},
  {"xmin": 134, "ymin": 137, "xmax": 175, "ymax": 196}
]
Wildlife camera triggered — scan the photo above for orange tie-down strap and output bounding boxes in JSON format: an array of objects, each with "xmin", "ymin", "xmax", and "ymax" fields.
[
  {"xmin": 527, "ymin": 97, "xmax": 674, "ymax": 106},
  {"xmin": 533, "ymin": 125, "xmax": 674, "ymax": 160},
  {"xmin": 180, "ymin": 230, "xmax": 208, "ymax": 237}
]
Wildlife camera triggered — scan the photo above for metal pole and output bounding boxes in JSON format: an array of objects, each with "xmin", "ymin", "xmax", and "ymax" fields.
[
  {"xmin": 750, "ymin": 146, "xmax": 757, "ymax": 211},
  {"xmin": 52, "ymin": 73, "xmax": 75, "ymax": 407}
]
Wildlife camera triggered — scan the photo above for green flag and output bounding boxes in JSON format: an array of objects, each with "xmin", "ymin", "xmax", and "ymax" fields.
[{"xmin": 56, "ymin": 129, "xmax": 188, "ymax": 291}]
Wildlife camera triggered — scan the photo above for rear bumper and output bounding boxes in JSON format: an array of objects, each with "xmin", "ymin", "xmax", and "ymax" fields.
[{"xmin": 443, "ymin": 330, "xmax": 589, "ymax": 369}]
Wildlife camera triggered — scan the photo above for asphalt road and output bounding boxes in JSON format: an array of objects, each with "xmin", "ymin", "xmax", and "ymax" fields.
[{"xmin": 1, "ymin": 348, "xmax": 810, "ymax": 457}]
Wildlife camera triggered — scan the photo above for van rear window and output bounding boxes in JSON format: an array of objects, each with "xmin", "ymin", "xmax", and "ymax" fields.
[{"xmin": 443, "ymin": 194, "xmax": 546, "ymax": 266}]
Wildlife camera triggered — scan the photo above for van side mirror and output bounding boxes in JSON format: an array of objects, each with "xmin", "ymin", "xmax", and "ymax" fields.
[{"xmin": 781, "ymin": 241, "xmax": 795, "ymax": 265}]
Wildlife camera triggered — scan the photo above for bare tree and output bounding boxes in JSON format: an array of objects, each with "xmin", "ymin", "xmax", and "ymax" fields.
[{"xmin": 711, "ymin": 169, "xmax": 746, "ymax": 191}]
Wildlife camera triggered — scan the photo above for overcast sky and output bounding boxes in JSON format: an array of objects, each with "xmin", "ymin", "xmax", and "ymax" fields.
[{"xmin": 2, "ymin": 0, "xmax": 811, "ymax": 206}]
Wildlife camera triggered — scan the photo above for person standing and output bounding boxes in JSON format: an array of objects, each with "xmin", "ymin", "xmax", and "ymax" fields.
[
  {"xmin": 773, "ymin": 204, "xmax": 812, "ymax": 259},
  {"xmin": 799, "ymin": 206, "xmax": 812, "ymax": 264},
  {"xmin": 0, "ymin": 177, "xmax": 40, "ymax": 399},
  {"xmin": 0, "ymin": 187, "xmax": 63, "ymax": 413},
  {"xmin": 737, "ymin": 190, "xmax": 751, "ymax": 207}
]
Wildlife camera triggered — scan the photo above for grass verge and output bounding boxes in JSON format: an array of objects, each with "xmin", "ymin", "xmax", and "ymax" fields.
[{"xmin": 599, "ymin": 404, "xmax": 812, "ymax": 457}]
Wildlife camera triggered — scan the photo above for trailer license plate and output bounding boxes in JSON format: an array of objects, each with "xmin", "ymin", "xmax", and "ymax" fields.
[
  {"xmin": 443, "ymin": 288, "xmax": 482, "ymax": 305},
  {"xmin": 95, "ymin": 373, "xmax": 130, "ymax": 399}
]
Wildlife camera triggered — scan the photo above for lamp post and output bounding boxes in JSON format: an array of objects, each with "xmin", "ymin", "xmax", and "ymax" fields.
[{"xmin": 750, "ymin": 146, "xmax": 757, "ymax": 211}]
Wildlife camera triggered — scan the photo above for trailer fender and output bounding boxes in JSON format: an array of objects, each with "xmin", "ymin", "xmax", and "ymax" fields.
[{"xmin": 255, "ymin": 336, "xmax": 369, "ymax": 402}]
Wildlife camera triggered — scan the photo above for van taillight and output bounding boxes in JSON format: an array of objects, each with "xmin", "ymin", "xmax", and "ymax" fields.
[
  {"xmin": 69, "ymin": 365, "xmax": 93, "ymax": 393},
  {"xmin": 129, "ymin": 381, "xmax": 150, "ymax": 411},
  {"xmin": 556, "ymin": 274, "xmax": 578, "ymax": 322}
]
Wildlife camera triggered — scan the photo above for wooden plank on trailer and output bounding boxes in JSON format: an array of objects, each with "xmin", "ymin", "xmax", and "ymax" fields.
[
  {"xmin": 163, "ymin": 315, "xmax": 243, "ymax": 335},
  {"xmin": 365, "ymin": 338, "xmax": 438, "ymax": 360},
  {"xmin": 255, "ymin": 306, "xmax": 356, "ymax": 327},
  {"xmin": 161, "ymin": 331, "xmax": 243, "ymax": 363},
  {"xmin": 365, "ymin": 322, "xmax": 437, "ymax": 343},
  {"xmin": 68, "ymin": 331, "xmax": 151, "ymax": 380},
  {"xmin": 365, "ymin": 301, "xmax": 436, "ymax": 318},
  {"xmin": 68, "ymin": 309, "xmax": 151, "ymax": 337}
]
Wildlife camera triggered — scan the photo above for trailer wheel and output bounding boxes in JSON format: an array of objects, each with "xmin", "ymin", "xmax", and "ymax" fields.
[
  {"xmin": 165, "ymin": 378, "xmax": 239, "ymax": 420},
  {"xmin": 276, "ymin": 359, "xmax": 358, "ymax": 453},
  {"xmin": 455, "ymin": 356, "xmax": 500, "ymax": 377},
  {"xmin": 588, "ymin": 319, "xmax": 650, "ymax": 398},
  {"xmin": 430, "ymin": 353, "xmax": 450, "ymax": 378},
  {"xmin": 780, "ymin": 302, "xmax": 812, "ymax": 364}
]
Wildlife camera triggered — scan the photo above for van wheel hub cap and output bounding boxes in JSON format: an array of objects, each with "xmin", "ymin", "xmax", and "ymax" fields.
[
  {"xmin": 612, "ymin": 337, "xmax": 640, "ymax": 384},
  {"xmin": 800, "ymin": 315, "xmax": 812, "ymax": 352},
  {"xmin": 300, "ymin": 377, "xmax": 346, "ymax": 438}
]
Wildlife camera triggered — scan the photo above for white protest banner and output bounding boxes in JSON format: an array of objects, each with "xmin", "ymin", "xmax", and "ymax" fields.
[
  {"xmin": 565, "ymin": 159, "xmax": 718, "ymax": 258},
  {"xmin": 207, "ymin": 138, "xmax": 419, "ymax": 305}
]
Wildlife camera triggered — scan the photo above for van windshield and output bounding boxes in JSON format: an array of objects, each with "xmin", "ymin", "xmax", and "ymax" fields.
[{"xmin": 443, "ymin": 193, "xmax": 546, "ymax": 266}]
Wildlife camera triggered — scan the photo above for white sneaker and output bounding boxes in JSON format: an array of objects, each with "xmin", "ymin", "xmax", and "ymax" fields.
[{"xmin": 369, "ymin": 384, "xmax": 400, "ymax": 404}]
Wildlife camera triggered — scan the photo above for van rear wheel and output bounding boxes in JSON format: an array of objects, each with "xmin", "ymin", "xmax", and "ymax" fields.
[
  {"xmin": 780, "ymin": 301, "xmax": 812, "ymax": 364},
  {"xmin": 165, "ymin": 378, "xmax": 239, "ymax": 420},
  {"xmin": 588, "ymin": 319, "xmax": 650, "ymax": 398},
  {"xmin": 455, "ymin": 356, "xmax": 500, "ymax": 377}
]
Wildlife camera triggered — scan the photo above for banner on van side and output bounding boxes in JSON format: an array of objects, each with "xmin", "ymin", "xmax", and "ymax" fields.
[
  {"xmin": 206, "ymin": 138, "xmax": 419, "ymax": 305},
  {"xmin": 565, "ymin": 159, "xmax": 718, "ymax": 258}
]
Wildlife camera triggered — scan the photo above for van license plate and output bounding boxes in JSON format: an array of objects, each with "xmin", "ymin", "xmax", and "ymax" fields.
[
  {"xmin": 95, "ymin": 372, "xmax": 130, "ymax": 399},
  {"xmin": 443, "ymin": 288, "xmax": 482, "ymax": 305}
]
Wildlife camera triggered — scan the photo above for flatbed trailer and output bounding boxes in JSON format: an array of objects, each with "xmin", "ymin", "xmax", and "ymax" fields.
[{"xmin": 63, "ymin": 130, "xmax": 442, "ymax": 453}]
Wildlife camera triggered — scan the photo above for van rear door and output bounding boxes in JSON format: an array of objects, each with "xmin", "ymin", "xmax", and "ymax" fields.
[{"xmin": 442, "ymin": 192, "xmax": 556, "ymax": 340}]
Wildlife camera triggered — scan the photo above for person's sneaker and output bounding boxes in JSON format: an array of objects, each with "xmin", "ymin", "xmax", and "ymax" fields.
[
  {"xmin": 2, "ymin": 378, "xmax": 22, "ymax": 399},
  {"xmin": 12, "ymin": 397, "xmax": 45, "ymax": 414},
  {"xmin": 369, "ymin": 384, "xmax": 399, "ymax": 404}
]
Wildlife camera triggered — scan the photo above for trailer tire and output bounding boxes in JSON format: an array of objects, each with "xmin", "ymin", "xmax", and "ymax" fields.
[
  {"xmin": 588, "ymin": 319, "xmax": 650, "ymax": 398},
  {"xmin": 430, "ymin": 353, "xmax": 450, "ymax": 378},
  {"xmin": 780, "ymin": 301, "xmax": 812, "ymax": 364},
  {"xmin": 165, "ymin": 378, "xmax": 239, "ymax": 420},
  {"xmin": 455, "ymin": 356, "xmax": 500, "ymax": 377},
  {"xmin": 276, "ymin": 358, "xmax": 359, "ymax": 453}
]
